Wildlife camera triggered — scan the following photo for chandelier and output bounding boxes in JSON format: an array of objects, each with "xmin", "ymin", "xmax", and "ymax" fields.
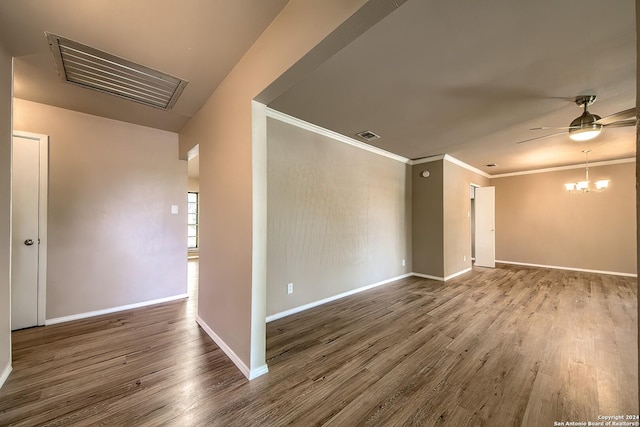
[{"xmin": 564, "ymin": 150, "xmax": 610, "ymax": 193}]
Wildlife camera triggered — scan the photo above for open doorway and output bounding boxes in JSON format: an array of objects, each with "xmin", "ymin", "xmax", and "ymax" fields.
[
  {"xmin": 187, "ymin": 192, "xmax": 199, "ymax": 253},
  {"xmin": 187, "ymin": 145, "xmax": 199, "ymax": 261},
  {"xmin": 186, "ymin": 145, "xmax": 199, "ymax": 305}
]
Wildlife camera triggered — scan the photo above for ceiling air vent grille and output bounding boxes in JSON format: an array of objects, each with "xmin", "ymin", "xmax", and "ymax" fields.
[
  {"xmin": 46, "ymin": 32, "xmax": 188, "ymax": 110},
  {"xmin": 356, "ymin": 130, "xmax": 381, "ymax": 141}
]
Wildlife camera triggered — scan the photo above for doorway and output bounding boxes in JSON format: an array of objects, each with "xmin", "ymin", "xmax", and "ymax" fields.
[
  {"xmin": 11, "ymin": 131, "xmax": 48, "ymax": 330},
  {"xmin": 474, "ymin": 186, "xmax": 495, "ymax": 268}
]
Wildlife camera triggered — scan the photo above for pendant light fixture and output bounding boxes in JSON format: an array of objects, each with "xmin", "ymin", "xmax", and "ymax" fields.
[{"xmin": 564, "ymin": 150, "xmax": 610, "ymax": 192}]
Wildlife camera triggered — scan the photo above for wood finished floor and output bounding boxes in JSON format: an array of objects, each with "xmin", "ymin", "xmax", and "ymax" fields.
[{"xmin": 0, "ymin": 261, "xmax": 637, "ymax": 426}]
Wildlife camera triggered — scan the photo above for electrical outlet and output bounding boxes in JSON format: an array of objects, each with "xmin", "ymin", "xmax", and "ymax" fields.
[
  {"xmin": 402, "ymin": 259, "xmax": 406, "ymax": 267},
  {"xmin": 464, "ymin": 255, "xmax": 467, "ymax": 262},
  {"xmin": 287, "ymin": 283, "xmax": 293, "ymax": 294}
]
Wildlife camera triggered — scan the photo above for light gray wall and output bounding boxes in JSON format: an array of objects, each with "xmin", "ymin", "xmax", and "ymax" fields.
[
  {"xmin": 13, "ymin": 99, "xmax": 187, "ymax": 319},
  {"xmin": 0, "ymin": 40, "xmax": 12, "ymax": 384},
  {"xmin": 412, "ymin": 160, "xmax": 444, "ymax": 278},
  {"xmin": 266, "ymin": 117, "xmax": 411, "ymax": 316},
  {"xmin": 443, "ymin": 161, "xmax": 489, "ymax": 277},
  {"xmin": 492, "ymin": 162, "xmax": 636, "ymax": 275}
]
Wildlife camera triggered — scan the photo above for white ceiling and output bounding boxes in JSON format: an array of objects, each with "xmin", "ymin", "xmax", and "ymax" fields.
[
  {"xmin": 269, "ymin": 0, "xmax": 637, "ymax": 174},
  {"xmin": 0, "ymin": 0, "xmax": 635, "ymax": 174},
  {"xmin": 0, "ymin": 0, "xmax": 288, "ymax": 132}
]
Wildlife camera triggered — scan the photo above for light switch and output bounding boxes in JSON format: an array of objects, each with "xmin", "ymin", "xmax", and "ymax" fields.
[{"xmin": 171, "ymin": 205, "xmax": 179, "ymax": 214}]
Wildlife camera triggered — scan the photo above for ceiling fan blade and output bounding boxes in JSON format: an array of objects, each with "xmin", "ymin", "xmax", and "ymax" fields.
[
  {"xmin": 603, "ymin": 119, "xmax": 637, "ymax": 128},
  {"xmin": 596, "ymin": 107, "xmax": 636, "ymax": 125},
  {"xmin": 530, "ymin": 126, "xmax": 573, "ymax": 131},
  {"xmin": 516, "ymin": 131, "xmax": 566, "ymax": 144}
]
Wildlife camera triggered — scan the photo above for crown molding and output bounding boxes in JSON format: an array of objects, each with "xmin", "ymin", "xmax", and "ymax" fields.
[
  {"xmin": 265, "ymin": 108, "xmax": 636, "ymax": 178},
  {"xmin": 409, "ymin": 154, "xmax": 445, "ymax": 165},
  {"xmin": 491, "ymin": 157, "xmax": 636, "ymax": 179},
  {"xmin": 265, "ymin": 108, "xmax": 411, "ymax": 164},
  {"xmin": 443, "ymin": 154, "xmax": 491, "ymax": 178},
  {"xmin": 409, "ymin": 155, "xmax": 491, "ymax": 179}
]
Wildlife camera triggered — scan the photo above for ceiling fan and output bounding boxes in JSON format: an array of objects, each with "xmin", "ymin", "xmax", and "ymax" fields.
[{"xmin": 517, "ymin": 95, "xmax": 636, "ymax": 144}]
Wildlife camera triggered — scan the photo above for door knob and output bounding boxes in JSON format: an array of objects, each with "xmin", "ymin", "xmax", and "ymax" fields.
[{"xmin": 24, "ymin": 239, "xmax": 34, "ymax": 246}]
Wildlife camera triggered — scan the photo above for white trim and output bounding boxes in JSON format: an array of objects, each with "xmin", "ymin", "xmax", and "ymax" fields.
[
  {"xmin": 250, "ymin": 101, "xmax": 269, "ymax": 378},
  {"xmin": 410, "ymin": 154, "xmax": 445, "ymax": 165},
  {"xmin": 37, "ymin": 134, "xmax": 48, "ymax": 326},
  {"xmin": 266, "ymin": 273, "xmax": 413, "ymax": 323},
  {"xmin": 266, "ymin": 108, "xmax": 410, "ymax": 164},
  {"xmin": 413, "ymin": 156, "xmax": 634, "ymax": 179},
  {"xmin": 45, "ymin": 294, "xmax": 189, "ymax": 325},
  {"xmin": 491, "ymin": 157, "xmax": 636, "ymax": 179},
  {"xmin": 249, "ymin": 364, "xmax": 269, "ymax": 380},
  {"xmin": 412, "ymin": 272, "xmax": 445, "ymax": 281},
  {"xmin": 412, "ymin": 268, "xmax": 472, "ymax": 282},
  {"xmin": 443, "ymin": 155, "xmax": 491, "ymax": 178},
  {"xmin": 409, "ymin": 154, "xmax": 491, "ymax": 178},
  {"xmin": 187, "ymin": 144, "xmax": 199, "ymax": 161},
  {"xmin": 0, "ymin": 363, "xmax": 11, "ymax": 389},
  {"xmin": 196, "ymin": 315, "xmax": 269, "ymax": 380},
  {"xmin": 263, "ymin": 110, "xmax": 635, "ymax": 178},
  {"xmin": 266, "ymin": 259, "xmax": 633, "ymax": 326},
  {"xmin": 444, "ymin": 267, "xmax": 473, "ymax": 281},
  {"xmin": 496, "ymin": 260, "xmax": 637, "ymax": 278}
]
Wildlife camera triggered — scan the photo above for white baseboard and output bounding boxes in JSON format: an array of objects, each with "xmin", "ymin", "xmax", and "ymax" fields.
[
  {"xmin": 444, "ymin": 267, "xmax": 472, "ymax": 281},
  {"xmin": 249, "ymin": 364, "xmax": 269, "ymax": 380},
  {"xmin": 412, "ymin": 272, "xmax": 444, "ymax": 281},
  {"xmin": 496, "ymin": 260, "xmax": 637, "ymax": 278},
  {"xmin": 196, "ymin": 316, "xmax": 268, "ymax": 380},
  {"xmin": 266, "ymin": 273, "xmax": 413, "ymax": 323},
  {"xmin": 270, "ymin": 259, "xmax": 627, "ymax": 328},
  {"xmin": 412, "ymin": 267, "xmax": 472, "ymax": 282},
  {"xmin": 45, "ymin": 294, "xmax": 189, "ymax": 325},
  {"xmin": 0, "ymin": 363, "xmax": 12, "ymax": 389}
]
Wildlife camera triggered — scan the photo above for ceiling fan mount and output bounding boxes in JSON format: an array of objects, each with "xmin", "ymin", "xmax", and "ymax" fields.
[{"xmin": 574, "ymin": 95, "xmax": 597, "ymax": 107}]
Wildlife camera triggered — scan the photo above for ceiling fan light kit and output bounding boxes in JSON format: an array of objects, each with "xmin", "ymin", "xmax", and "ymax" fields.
[{"xmin": 568, "ymin": 95, "xmax": 602, "ymax": 141}]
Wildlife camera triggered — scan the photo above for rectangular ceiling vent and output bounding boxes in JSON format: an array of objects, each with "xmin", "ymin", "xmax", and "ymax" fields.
[
  {"xmin": 46, "ymin": 32, "xmax": 188, "ymax": 111},
  {"xmin": 356, "ymin": 130, "xmax": 381, "ymax": 141}
]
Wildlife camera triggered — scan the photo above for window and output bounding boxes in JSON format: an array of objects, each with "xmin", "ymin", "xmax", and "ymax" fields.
[{"xmin": 188, "ymin": 192, "xmax": 198, "ymax": 249}]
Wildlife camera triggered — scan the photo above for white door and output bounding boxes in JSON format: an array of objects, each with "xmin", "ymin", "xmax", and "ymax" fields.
[
  {"xmin": 474, "ymin": 186, "xmax": 495, "ymax": 268},
  {"xmin": 11, "ymin": 133, "xmax": 47, "ymax": 330}
]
